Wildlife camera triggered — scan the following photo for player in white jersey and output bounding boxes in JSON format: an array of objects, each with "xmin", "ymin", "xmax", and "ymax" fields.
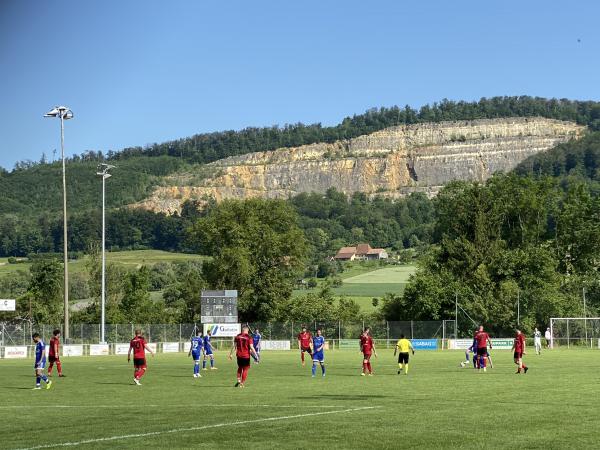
[{"xmin": 534, "ymin": 328, "xmax": 542, "ymax": 355}]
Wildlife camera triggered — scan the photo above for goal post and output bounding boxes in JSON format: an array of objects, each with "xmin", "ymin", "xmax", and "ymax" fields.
[{"xmin": 549, "ymin": 317, "xmax": 600, "ymax": 349}]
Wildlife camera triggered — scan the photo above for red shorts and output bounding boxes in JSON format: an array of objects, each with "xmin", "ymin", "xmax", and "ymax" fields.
[
  {"xmin": 513, "ymin": 351, "xmax": 523, "ymax": 359},
  {"xmin": 363, "ymin": 353, "xmax": 372, "ymax": 360},
  {"xmin": 133, "ymin": 358, "xmax": 147, "ymax": 369}
]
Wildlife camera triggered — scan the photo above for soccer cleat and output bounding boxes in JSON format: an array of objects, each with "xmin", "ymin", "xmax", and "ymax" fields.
[
  {"xmin": 483, "ymin": 367, "xmax": 487, "ymax": 372},
  {"xmin": 524, "ymin": 367, "xmax": 529, "ymax": 374},
  {"xmin": 202, "ymin": 368, "xmax": 208, "ymax": 371},
  {"xmin": 33, "ymin": 386, "xmax": 42, "ymax": 390},
  {"xmin": 46, "ymin": 381, "xmax": 53, "ymax": 390},
  {"xmin": 360, "ymin": 373, "xmax": 366, "ymax": 376},
  {"xmin": 59, "ymin": 374, "xmax": 66, "ymax": 377},
  {"xmin": 133, "ymin": 378, "xmax": 141, "ymax": 386},
  {"xmin": 193, "ymin": 373, "xmax": 198, "ymax": 378},
  {"xmin": 397, "ymin": 370, "xmax": 401, "ymax": 374},
  {"xmin": 210, "ymin": 367, "xmax": 218, "ymax": 370},
  {"xmin": 368, "ymin": 373, "xmax": 373, "ymax": 376},
  {"xmin": 240, "ymin": 383, "xmax": 245, "ymax": 388}
]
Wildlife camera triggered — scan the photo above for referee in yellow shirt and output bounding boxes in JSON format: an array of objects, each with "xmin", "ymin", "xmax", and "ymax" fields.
[{"xmin": 394, "ymin": 334, "xmax": 415, "ymax": 375}]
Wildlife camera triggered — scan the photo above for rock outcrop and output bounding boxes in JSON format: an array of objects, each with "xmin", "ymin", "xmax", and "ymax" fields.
[{"xmin": 134, "ymin": 117, "xmax": 584, "ymax": 214}]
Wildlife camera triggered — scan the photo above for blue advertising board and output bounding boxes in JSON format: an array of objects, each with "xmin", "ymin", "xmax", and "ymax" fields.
[{"xmin": 410, "ymin": 339, "xmax": 438, "ymax": 350}]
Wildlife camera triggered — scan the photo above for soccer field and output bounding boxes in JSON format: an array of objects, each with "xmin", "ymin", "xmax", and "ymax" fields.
[{"xmin": 1, "ymin": 349, "xmax": 597, "ymax": 449}]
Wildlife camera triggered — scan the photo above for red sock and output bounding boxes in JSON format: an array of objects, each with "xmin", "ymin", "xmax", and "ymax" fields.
[
  {"xmin": 367, "ymin": 362, "xmax": 372, "ymax": 373},
  {"xmin": 362, "ymin": 362, "xmax": 367, "ymax": 373},
  {"xmin": 237, "ymin": 367, "xmax": 242, "ymax": 380},
  {"xmin": 241, "ymin": 366, "xmax": 249, "ymax": 383},
  {"xmin": 56, "ymin": 361, "xmax": 62, "ymax": 376},
  {"xmin": 48, "ymin": 362, "xmax": 54, "ymax": 375},
  {"xmin": 301, "ymin": 352, "xmax": 305, "ymax": 363},
  {"xmin": 139, "ymin": 368, "xmax": 146, "ymax": 379}
]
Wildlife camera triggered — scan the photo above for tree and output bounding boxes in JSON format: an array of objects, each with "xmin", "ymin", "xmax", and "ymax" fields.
[
  {"xmin": 21, "ymin": 258, "xmax": 63, "ymax": 324},
  {"xmin": 188, "ymin": 198, "xmax": 308, "ymax": 321}
]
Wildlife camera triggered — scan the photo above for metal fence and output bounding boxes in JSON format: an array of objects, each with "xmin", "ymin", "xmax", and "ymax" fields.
[
  {"xmin": 0, "ymin": 321, "xmax": 454, "ymax": 346},
  {"xmin": 550, "ymin": 317, "xmax": 600, "ymax": 348}
]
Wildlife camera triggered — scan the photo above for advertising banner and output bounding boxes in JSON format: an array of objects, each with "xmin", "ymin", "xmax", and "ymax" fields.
[
  {"xmin": 4, "ymin": 346, "xmax": 27, "ymax": 358},
  {"xmin": 0, "ymin": 299, "xmax": 16, "ymax": 311},
  {"xmin": 146, "ymin": 343, "xmax": 157, "ymax": 354},
  {"xmin": 183, "ymin": 342, "xmax": 191, "ymax": 352},
  {"xmin": 449, "ymin": 339, "xmax": 473, "ymax": 350},
  {"xmin": 90, "ymin": 344, "xmax": 109, "ymax": 356},
  {"xmin": 115, "ymin": 343, "xmax": 130, "ymax": 355},
  {"xmin": 162, "ymin": 342, "xmax": 180, "ymax": 353},
  {"xmin": 203, "ymin": 323, "xmax": 241, "ymax": 337},
  {"xmin": 62, "ymin": 345, "xmax": 83, "ymax": 357},
  {"xmin": 490, "ymin": 339, "xmax": 513, "ymax": 350},
  {"xmin": 261, "ymin": 340, "xmax": 291, "ymax": 351},
  {"xmin": 411, "ymin": 339, "xmax": 438, "ymax": 350}
]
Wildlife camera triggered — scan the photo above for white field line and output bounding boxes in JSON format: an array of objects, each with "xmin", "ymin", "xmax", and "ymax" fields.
[
  {"xmin": 0, "ymin": 403, "xmax": 366, "ymax": 409},
  {"xmin": 13, "ymin": 406, "xmax": 378, "ymax": 450}
]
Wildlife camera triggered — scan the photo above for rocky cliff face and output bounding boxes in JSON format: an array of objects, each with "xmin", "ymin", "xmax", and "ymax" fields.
[{"xmin": 134, "ymin": 118, "xmax": 584, "ymax": 214}]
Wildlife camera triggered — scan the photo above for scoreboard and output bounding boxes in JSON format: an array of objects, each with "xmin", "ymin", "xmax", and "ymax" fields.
[{"xmin": 200, "ymin": 290, "xmax": 238, "ymax": 323}]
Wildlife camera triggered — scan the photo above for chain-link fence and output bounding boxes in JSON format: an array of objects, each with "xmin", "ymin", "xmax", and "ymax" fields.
[{"xmin": 1, "ymin": 321, "xmax": 452, "ymax": 346}]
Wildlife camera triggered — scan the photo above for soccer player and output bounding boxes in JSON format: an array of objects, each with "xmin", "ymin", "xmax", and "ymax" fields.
[
  {"xmin": 297, "ymin": 326, "xmax": 313, "ymax": 366},
  {"xmin": 228, "ymin": 325, "xmax": 258, "ymax": 388},
  {"xmin": 512, "ymin": 329, "xmax": 529, "ymax": 374},
  {"xmin": 32, "ymin": 333, "xmax": 52, "ymax": 390},
  {"xmin": 188, "ymin": 330, "xmax": 204, "ymax": 378},
  {"xmin": 474, "ymin": 325, "xmax": 492, "ymax": 372},
  {"xmin": 534, "ymin": 327, "xmax": 542, "ymax": 355},
  {"xmin": 252, "ymin": 327, "xmax": 262, "ymax": 363},
  {"xmin": 394, "ymin": 334, "xmax": 414, "ymax": 375},
  {"xmin": 359, "ymin": 327, "xmax": 377, "ymax": 376},
  {"xmin": 545, "ymin": 327, "xmax": 552, "ymax": 349},
  {"xmin": 47, "ymin": 329, "xmax": 64, "ymax": 377},
  {"xmin": 128, "ymin": 329, "xmax": 154, "ymax": 385},
  {"xmin": 202, "ymin": 330, "xmax": 217, "ymax": 370},
  {"xmin": 311, "ymin": 329, "xmax": 326, "ymax": 377}
]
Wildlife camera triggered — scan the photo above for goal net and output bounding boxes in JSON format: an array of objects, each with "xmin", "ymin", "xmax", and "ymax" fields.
[{"xmin": 549, "ymin": 318, "xmax": 600, "ymax": 348}]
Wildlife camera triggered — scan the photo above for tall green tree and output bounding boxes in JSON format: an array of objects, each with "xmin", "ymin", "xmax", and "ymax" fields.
[{"xmin": 188, "ymin": 198, "xmax": 308, "ymax": 321}]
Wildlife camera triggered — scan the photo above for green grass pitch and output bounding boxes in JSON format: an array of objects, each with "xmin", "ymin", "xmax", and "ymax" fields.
[{"xmin": 1, "ymin": 349, "xmax": 597, "ymax": 449}]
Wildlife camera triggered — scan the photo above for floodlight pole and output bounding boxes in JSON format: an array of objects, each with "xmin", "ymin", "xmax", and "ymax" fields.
[
  {"xmin": 455, "ymin": 292, "xmax": 458, "ymax": 339},
  {"xmin": 97, "ymin": 164, "xmax": 114, "ymax": 344},
  {"xmin": 583, "ymin": 287, "xmax": 588, "ymax": 346},
  {"xmin": 45, "ymin": 106, "xmax": 73, "ymax": 343}
]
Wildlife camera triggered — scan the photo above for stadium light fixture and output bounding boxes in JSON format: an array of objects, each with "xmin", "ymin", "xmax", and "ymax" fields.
[
  {"xmin": 44, "ymin": 106, "xmax": 74, "ymax": 342},
  {"xmin": 97, "ymin": 164, "xmax": 115, "ymax": 344}
]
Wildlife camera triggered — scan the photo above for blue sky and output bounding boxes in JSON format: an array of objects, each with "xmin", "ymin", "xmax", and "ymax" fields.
[{"xmin": 0, "ymin": 0, "xmax": 598, "ymax": 169}]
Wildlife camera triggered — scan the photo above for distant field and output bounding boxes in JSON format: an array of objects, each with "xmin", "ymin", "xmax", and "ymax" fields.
[
  {"xmin": 0, "ymin": 250, "xmax": 205, "ymax": 278},
  {"xmin": 294, "ymin": 264, "xmax": 416, "ymax": 311}
]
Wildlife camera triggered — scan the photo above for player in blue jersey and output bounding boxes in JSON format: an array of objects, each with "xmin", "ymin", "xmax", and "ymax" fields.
[
  {"xmin": 32, "ymin": 333, "xmax": 52, "ymax": 390},
  {"xmin": 188, "ymin": 330, "xmax": 204, "ymax": 378},
  {"xmin": 311, "ymin": 329, "xmax": 326, "ymax": 377},
  {"xmin": 252, "ymin": 328, "xmax": 262, "ymax": 363},
  {"xmin": 202, "ymin": 330, "xmax": 217, "ymax": 370}
]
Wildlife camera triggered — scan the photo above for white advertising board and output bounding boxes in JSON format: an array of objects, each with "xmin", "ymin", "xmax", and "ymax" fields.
[
  {"xmin": 183, "ymin": 342, "xmax": 191, "ymax": 352},
  {"xmin": 261, "ymin": 340, "xmax": 291, "ymax": 351},
  {"xmin": 90, "ymin": 344, "xmax": 109, "ymax": 356},
  {"xmin": 162, "ymin": 342, "xmax": 179, "ymax": 353},
  {"xmin": 62, "ymin": 345, "xmax": 83, "ymax": 357},
  {"xmin": 146, "ymin": 343, "xmax": 157, "ymax": 354},
  {"xmin": 115, "ymin": 343, "xmax": 130, "ymax": 355},
  {"xmin": 0, "ymin": 299, "xmax": 16, "ymax": 311},
  {"xmin": 4, "ymin": 346, "xmax": 27, "ymax": 358},
  {"xmin": 203, "ymin": 323, "xmax": 241, "ymax": 337}
]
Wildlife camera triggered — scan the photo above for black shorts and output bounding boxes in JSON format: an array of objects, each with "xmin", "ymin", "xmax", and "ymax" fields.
[
  {"xmin": 513, "ymin": 351, "xmax": 522, "ymax": 359},
  {"xmin": 477, "ymin": 347, "xmax": 487, "ymax": 356},
  {"xmin": 237, "ymin": 357, "xmax": 251, "ymax": 368},
  {"xmin": 398, "ymin": 352, "xmax": 409, "ymax": 364},
  {"xmin": 49, "ymin": 355, "xmax": 59, "ymax": 363},
  {"xmin": 134, "ymin": 358, "xmax": 146, "ymax": 368},
  {"xmin": 301, "ymin": 346, "xmax": 312, "ymax": 353}
]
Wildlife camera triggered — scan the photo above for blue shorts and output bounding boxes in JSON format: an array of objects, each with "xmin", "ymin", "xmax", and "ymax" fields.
[
  {"xmin": 312, "ymin": 351, "xmax": 324, "ymax": 362},
  {"xmin": 191, "ymin": 352, "xmax": 201, "ymax": 361},
  {"xmin": 34, "ymin": 359, "xmax": 46, "ymax": 370},
  {"xmin": 204, "ymin": 349, "xmax": 213, "ymax": 356}
]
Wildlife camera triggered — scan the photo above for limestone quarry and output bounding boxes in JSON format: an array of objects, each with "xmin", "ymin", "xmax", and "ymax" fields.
[{"xmin": 134, "ymin": 117, "xmax": 584, "ymax": 214}]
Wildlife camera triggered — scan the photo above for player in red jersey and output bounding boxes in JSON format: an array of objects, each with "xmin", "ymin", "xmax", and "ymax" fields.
[
  {"xmin": 474, "ymin": 326, "xmax": 492, "ymax": 372},
  {"xmin": 47, "ymin": 329, "xmax": 64, "ymax": 377},
  {"xmin": 228, "ymin": 325, "xmax": 258, "ymax": 388},
  {"xmin": 127, "ymin": 330, "xmax": 154, "ymax": 385},
  {"xmin": 512, "ymin": 329, "xmax": 529, "ymax": 374},
  {"xmin": 297, "ymin": 326, "xmax": 313, "ymax": 366},
  {"xmin": 360, "ymin": 327, "xmax": 377, "ymax": 376}
]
